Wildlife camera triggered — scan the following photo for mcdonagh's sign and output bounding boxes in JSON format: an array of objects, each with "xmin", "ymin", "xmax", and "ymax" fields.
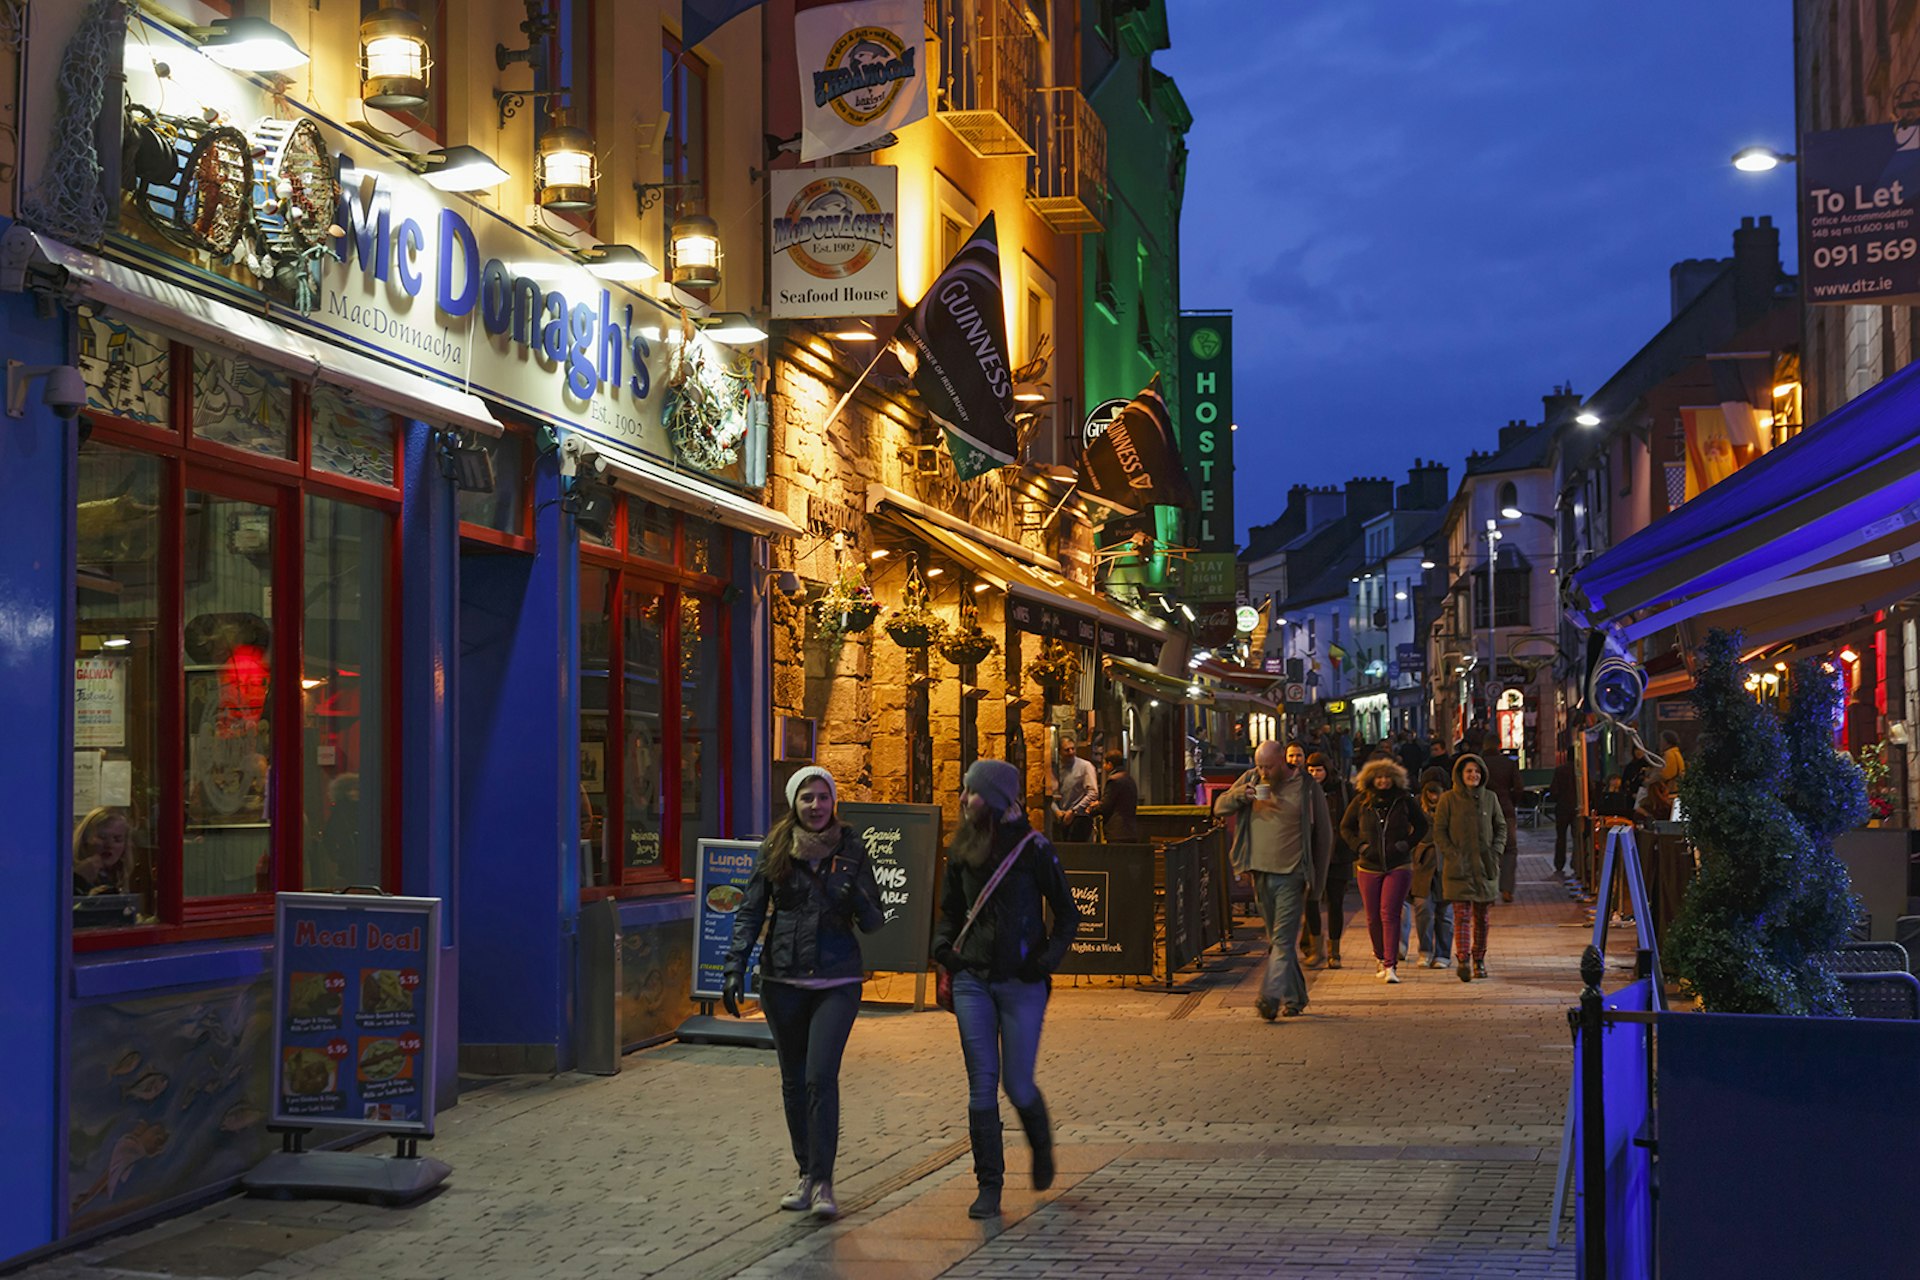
[{"xmin": 770, "ymin": 167, "xmax": 899, "ymax": 318}]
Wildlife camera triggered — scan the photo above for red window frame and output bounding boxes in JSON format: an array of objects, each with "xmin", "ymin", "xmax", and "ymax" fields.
[
  {"xmin": 74, "ymin": 340, "xmax": 405, "ymax": 952},
  {"xmin": 456, "ymin": 424, "xmax": 538, "ymax": 554},
  {"xmin": 580, "ymin": 493, "xmax": 731, "ymax": 897}
]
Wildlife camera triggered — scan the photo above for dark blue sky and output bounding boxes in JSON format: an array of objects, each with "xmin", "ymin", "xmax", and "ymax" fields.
[{"xmin": 1157, "ymin": 2, "xmax": 1798, "ymax": 544}]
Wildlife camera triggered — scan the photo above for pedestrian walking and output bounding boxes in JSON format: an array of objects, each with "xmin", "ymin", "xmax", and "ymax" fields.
[
  {"xmin": 1284, "ymin": 740, "xmax": 1306, "ymax": 771},
  {"xmin": 1049, "ymin": 734, "xmax": 1099, "ymax": 842},
  {"xmin": 1473, "ymin": 732, "xmax": 1524, "ymax": 902},
  {"xmin": 1434, "ymin": 753, "xmax": 1506, "ymax": 982},
  {"xmin": 1551, "ymin": 751, "xmax": 1578, "ymax": 878},
  {"xmin": 1418, "ymin": 738, "xmax": 1453, "ymax": 792},
  {"xmin": 1085, "ymin": 749, "xmax": 1141, "ymax": 842},
  {"xmin": 932, "ymin": 758, "xmax": 1081, "ymax": 1220},
  {"xmin": 1217, "ymin": 740, "xmax": 1333, "ymax": 1021},
  {"xmin": 1340, "ymin": 758, "xmax": 1428, "ymax": 984},
  {"xmin": 1396, "ymin": 733, "xmax": 1429, "ymax": 777},
  {"xmin": 1298, "ymin": 751, "xmax": 1352, "ymax": 969},
  {"xmin": 1410, "ymin": 780, "xmax": 1452, "ymax": 967},
  {"xmin": 722, "ymin": 766, "xmax": 886, "ymax": 1220}
]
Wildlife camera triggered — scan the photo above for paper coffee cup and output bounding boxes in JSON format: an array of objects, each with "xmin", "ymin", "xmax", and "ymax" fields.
[{"xmin": 1254, "ymin": 783, "xmax": 1272, "ymax": 801}]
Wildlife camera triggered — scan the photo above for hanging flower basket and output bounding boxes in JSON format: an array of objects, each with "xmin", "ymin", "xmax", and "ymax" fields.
[
  {"xmin": 1028, "ymin": 638, "xmax": 1081, "ymax": 704},
  {"xmin": 814, "ymin": 564, "xmax": 878, "ymax": 644},
  {"xmin": 837, "ymin": 602, "xmax": 880, "ymax": 634},
  {"xmin": 938, "ymin": 594, "xmax": 998, "ymax": 666},
  {"xmin": 887, "ymin": 561, "xmax": 946, "ymax": 650}
]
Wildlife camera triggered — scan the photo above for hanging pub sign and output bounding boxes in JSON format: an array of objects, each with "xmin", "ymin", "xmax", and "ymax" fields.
[
  {"xmin": 1801, "ymin": 123, "xmax": 1920, "ymax": 305},
  {"xmin": 794, "ymin": 0, "xmax": 930, "ymax": 162},
  {"xmin": 1077, "ymin": 375, "xmax": 1197, "ymax": 510},
  {"xmin": 1177, "ymin": 313, "xmax": 1235, "ymax": 551},
  {"xmin": 1082, "ymin": 397, "xmax": 1129, "ymax": 449},
  {"xmin": 770, "ymin": 167, "xmax": 898, "ymax": 318}
]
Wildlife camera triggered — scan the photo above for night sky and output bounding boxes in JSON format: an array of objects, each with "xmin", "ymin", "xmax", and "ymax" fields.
[{"xmin": 1157, "ymin": 2, "xmax": 1798, "ymax": 544}]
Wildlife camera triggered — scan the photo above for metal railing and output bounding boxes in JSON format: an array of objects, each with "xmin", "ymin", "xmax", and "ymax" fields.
[
  {"xmin": 927, "ymin": 0, "xmax": 1038, "ymax": 156},
  {"xmin": 1027, "ymin": 86, "xmax": 1105, "ymax": 234}
]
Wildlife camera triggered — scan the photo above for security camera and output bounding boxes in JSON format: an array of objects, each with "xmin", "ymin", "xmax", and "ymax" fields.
[{"xmin": 7, "ymin": 362, "xmax": 86, "ymax": 420}]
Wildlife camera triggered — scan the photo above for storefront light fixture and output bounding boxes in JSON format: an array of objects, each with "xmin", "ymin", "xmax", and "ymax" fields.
[
  {"xmin": 925, "ymin": 566, "xmax": 944, "ymax": 578},
  {"xmin": 1186, "ymin": 683, "xmax": 1202, "ymax": 699},
  {"xmin": 1149, "ymin": 699, "xmax": 1160, "ymax": 708},
  {"xmin": 1420, "ymin": 559, "xmax": 1436, "ymax": 570},
  {"xmin": 1774, "ymin": 380, "xmax": 1801, "ymax": 398},
  {"xmin": 703, "ymin": 313, "xmax": 768, "ymax": 344},
  {"xmin": 869, "ymin": 548, "xmax": 890, "ymax": 560},
  {"xmin": 419, "ymin": 145, "xmax": 509, "ymax": 192},
  {"xmin": 581, "ymin": 243, "xmax": 657, "ymax": 282},
  {"xmin": 1732, "ymin": 145, "xmax": 1796, "ymax": 173},
  {"xmin": 1012, "ymin": 380, "xmax": 1048, "ymax": 404},
  {"xmin": 972, "ymin": 581, "xmax": 989, "ymax": 593},
  {"xmin": 1839, "ymin": 647, "xmax": 1860, "ymax": 664},
  {"xmin": 535, "ymin": 110, "xmax": 599, "ymax": 211},
  {"xmin": 1179, "ymin": 603, "xmax": 1196, "ymax": 622},
  {"xmin": 1395, "ymin": 590, "xmax": 1408, "ymax": 601},
  {"xmin": 101, "ymin": 635, "xmax": 131, "ymax": 650},
  {"xmin": 199, "ymin": 16, "xmax": 310, "ymax": 71},
  {"xmin": 829, "ymin": 321, "xmax": 879, "ymax": 343},
  {"xmin": 360, "ymin": 6, "xmax": 431, "ymax": 110},
  {"xmin": 1575, "ymin": 409, "xmax": 1601, "ymax": 427},
  {"xmin": 670, "ymin": 211, "xmax": 723, "ymax": 289},
  {"xmin": 301, "ymin": 676, "xmax": 327, "ymax": 690}
]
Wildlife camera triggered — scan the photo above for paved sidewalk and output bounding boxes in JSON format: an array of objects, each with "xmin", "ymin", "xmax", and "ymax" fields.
[{"xmin": 20, "ymin": 829, "xmax": 1597, "ymax": 1279}]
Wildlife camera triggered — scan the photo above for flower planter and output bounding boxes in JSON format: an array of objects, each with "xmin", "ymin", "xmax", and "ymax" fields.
[
  {"xmin": 940, "ymin": 632, "xmax": 997, "ymax": 666},
  {"xmin": 886, "ymin": 619, "xmax": 943, "ymax": 649}
]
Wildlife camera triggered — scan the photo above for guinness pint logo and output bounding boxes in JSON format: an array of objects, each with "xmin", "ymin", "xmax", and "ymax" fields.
[
  {"xmin": 813, "ymin": 26, "xmax": 918, "ymax": 126},
  {"xmin": 772, "ymin": 176, "xmax": 896, "ymax": 280}
]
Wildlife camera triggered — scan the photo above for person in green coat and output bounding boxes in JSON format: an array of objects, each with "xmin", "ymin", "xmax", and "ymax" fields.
[{"xmin": 1434, "ymin": 753, "xmax": 1506, "ymax": 983}]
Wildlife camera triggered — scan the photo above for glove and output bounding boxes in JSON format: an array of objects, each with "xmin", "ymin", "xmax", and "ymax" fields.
[
  {"xmin": 1017, "ymin": 956, "xmax": 1048, "ymax": 983},
  {"xmin": 721, "ymin": 974, "xmax": 743, "ymax": 1018},
  {"xmin": 933, "ymin": 943, "xmax": 962, "ymax": 974},
  {"xmin": 826, "ymin": 870, "xmax": 857, "ymax": 908}
]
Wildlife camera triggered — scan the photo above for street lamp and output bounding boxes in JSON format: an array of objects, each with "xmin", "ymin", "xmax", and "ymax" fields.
[
  {"xmin": 1485, "ymin": 518, "xmax": 1503, "ymax": 714},
  {"xmin": 1732, "ymin": 145, "xmax": 1797, "ymax": 173}
]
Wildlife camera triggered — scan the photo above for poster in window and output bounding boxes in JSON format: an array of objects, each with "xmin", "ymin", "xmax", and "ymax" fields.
[
  {"xmin": 579, "ymin": 741, "xmax": 605, "ymax": 795},
  {"xmin": 77, "ymin": 312, "xmax": 171, "ymax": 427},
  {"xmin": 186, "ymin": 665, "xmax": 271, "ymax": 827},
  {"xmin": 74, "ymin": 656, "xmax": 127, "ymax": 747},
  {"xmin": 310, "ymin": 385, "xmax": 397, "ymax": 486}
]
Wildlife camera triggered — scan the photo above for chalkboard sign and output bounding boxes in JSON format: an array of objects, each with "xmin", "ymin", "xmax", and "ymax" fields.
[
  {"xmin": 839, "ymin": 802, "xmax": 941, "ymax": 974},
  {"xmin": 1196, "ymin": 831, "xmax": 1223, "ymax": 951},
  {"xmin": 271, "ymin": 892, "xmax": 441, "ymax": 1135},
  {"xmin": 1163, "ymin": 838, "xmax": 1203, "ymax": 975},
  {"xmin": 1053, "ymin": 843, "xmax": 1154, "ymax": 975}
]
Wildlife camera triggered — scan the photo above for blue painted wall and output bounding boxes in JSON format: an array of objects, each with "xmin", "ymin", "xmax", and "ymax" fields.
[
  {"xmin": 0, "ymin": 289, "xmax": 71, "ymax": 1259},
  {"xmin": 456, "ymin": 456, "xmax": 576, "ymax": 1066}
]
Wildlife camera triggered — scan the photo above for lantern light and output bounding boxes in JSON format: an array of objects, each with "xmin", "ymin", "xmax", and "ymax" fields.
[
  {"xmin": 670, "ymin": 211, "xmax": 722, "ymax": 288},
  {"xmin": 360, "ymin": 7, "xmax": 431, "ymax": 110},
  {"xmin": 536, "ymin": 111, "xmax": 599, "ymax": 211}
]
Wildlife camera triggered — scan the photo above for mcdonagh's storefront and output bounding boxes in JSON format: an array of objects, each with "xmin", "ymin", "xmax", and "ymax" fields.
[{"xmin": 0, "ymin": 15, "xmax": 789, "ymax": 1261}]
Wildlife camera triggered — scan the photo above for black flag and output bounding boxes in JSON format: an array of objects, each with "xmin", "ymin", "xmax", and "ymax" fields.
[
  {"xmin": 892, "ymin": 214, "xmax": 1018, "ymax": 476},
  {"xmin": 1078, "ymin": 375, "xmax": 1196, "ymax": 508}
]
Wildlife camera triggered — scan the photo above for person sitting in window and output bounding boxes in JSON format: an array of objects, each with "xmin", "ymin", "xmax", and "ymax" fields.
[{"xmin": 72, "ymin": 806, "xmax": 132, "ymax": 896}]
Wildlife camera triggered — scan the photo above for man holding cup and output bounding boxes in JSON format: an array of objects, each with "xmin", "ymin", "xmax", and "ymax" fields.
[{"xmin": 1215, "ymin": 740, "xmax": 1333, "ymax": 1021}]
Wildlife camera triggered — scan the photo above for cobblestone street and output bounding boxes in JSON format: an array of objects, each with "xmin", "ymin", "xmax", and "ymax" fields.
[{"xmin": 24, "ymin": 829, "xmax": 1593, "ymax": 1279}]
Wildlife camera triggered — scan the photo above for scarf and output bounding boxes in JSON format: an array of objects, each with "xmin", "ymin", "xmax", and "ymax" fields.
[{"xmin": 794, "ymin": 821, "xmax": 843, "ymax": 868}]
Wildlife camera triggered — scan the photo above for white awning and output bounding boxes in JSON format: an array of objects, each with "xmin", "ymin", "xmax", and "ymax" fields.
[
  {"xmin": 591, "ymin": 440, "xmax": 801, "ymax": 537},
  {"xmin": 8, "ymin": 228, "xmax": 501, "ymax": 436}
]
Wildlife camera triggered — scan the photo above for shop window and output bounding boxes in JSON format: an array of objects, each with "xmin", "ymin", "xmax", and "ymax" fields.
[
  {"xmin": 579, "ymin": 494, "xmax": 731, "ymax": 891},
  {"xmin": 71, "ymin": 337, "xmax": 402, "ymax": 949},
  {"xmin": 456, "ymin": 428, "xmax": 534, "ymax": 544},
  {"xmin": 192, "ymin": 350, "xmax": 294, "ymax": 460},
  {"xmin": 302, "ymin": 496, "xmax": 391, "ymax": 890}
]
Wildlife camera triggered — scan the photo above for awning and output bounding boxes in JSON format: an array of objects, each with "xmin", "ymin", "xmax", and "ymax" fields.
[
  {"xmin": 1573, "ymin": 352, "xmax": 1920, "ymax": 646},
  {"xmin": 872, "ymin": 502, "xmax": 1172, "ymax": 663},
  {"xmin": 1105, "ymin": 655, "xmax": 1207, "ymax": 703},
  {"xmin": 6, "ymin": 228, "xmax": 502, "ymax": 437},
  {"xmin": 593, "ymin": 440, "xmax": 801, "ymax": 537}
]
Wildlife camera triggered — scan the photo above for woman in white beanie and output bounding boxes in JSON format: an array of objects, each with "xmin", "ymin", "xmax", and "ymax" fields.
[
  {"xmin": 932, "ymin": 757, "xmax": 1081, "ymax": 1219},
  {"xmin": 722, "ymin": 765, "xmax": 883, "ymax": 1220}
]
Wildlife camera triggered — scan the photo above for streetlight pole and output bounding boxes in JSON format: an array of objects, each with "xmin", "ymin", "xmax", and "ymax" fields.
[{"xmin": 1485, "ymin": 518, "xmax": 1502, "ymax": 727}]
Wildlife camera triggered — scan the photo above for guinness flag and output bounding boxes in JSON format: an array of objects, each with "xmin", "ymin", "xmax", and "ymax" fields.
[
  {"xmin": 682, "ymin": 0, "xmax": 768, "ymax": 50},
  {"xmin": 1078, "ymin": 375, "xmax": 1195, "ymax": 508},
  {"xmin": 892, "ymin": 214, "xmax": 1018, "ymax": 478}
]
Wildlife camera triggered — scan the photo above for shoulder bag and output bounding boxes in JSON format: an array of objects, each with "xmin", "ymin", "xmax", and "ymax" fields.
[{"xmin": 935, "ymin": 831, "xmax": 1038, "ymax": 1012}]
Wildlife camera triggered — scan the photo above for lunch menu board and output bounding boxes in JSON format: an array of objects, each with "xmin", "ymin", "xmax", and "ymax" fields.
[
  {"xmin": 271, "ymin": 892, "xmax": 441, "ymax": 1135},
  {"xmin": 693, "ymin": 838, "xmax": 764, "ymax": 1001},
  {"xmin": 837, "ymin": 802, "xmax": 941, "ymax": 974}
]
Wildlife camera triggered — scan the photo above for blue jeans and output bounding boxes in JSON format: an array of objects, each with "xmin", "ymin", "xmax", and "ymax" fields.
[
  {"xmin": 1253, "ymin": 868, "xmax": 1309, "ymax": 1009},
  {"xmin": 952, "ymin": 971, "xmax": 1049, "ymax": 1111},
  {"xmin": 1416, "ymin": 893, "xmax": 1453, "ymax": 959}
]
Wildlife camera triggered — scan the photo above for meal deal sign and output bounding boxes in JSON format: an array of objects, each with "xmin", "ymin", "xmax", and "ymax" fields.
[
  {"xmin": 693, "ymin": 839, "xmax": 763, "ymax": 1000},
  {"xmin": 1802, "ymin": 123, "xmax": 1920, "ymax": 305},
  {"xmin": 771, "ymin": 167, "xmax": 898, "ymax": 318},
  {"xmin": 271, "ymin": 893, "xmax": 441, "ymax": 1135}
]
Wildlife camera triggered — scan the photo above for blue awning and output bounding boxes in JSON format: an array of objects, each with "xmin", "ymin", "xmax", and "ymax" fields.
[{"xmin": 1572, "ymin": 356, "xmax": 1920, "ymax": 647}]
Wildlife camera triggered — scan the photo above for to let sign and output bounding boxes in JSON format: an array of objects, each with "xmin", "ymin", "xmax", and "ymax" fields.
[{"xmin": 1802, "ymin": 124, "xmax": 1920, "ymax": 305}]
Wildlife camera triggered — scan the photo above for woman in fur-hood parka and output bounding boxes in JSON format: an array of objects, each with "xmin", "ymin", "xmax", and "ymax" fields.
[{"xmin": 1435, "ymin": 754, "xmax": 1505, "ymax": 904}]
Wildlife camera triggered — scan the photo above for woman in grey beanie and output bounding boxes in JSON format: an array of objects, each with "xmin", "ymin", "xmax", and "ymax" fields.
[{"xmin": 931, "ymin": 757, "xmax": 1081, "ymax": 1218}]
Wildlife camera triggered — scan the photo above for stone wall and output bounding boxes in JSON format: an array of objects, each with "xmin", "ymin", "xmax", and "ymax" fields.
[{"xmin": 767, "ymin": 338, "xmax": 1093, "ymax": 829}]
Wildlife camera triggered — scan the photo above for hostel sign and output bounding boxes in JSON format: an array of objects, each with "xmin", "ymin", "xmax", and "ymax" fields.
[{"xmin": 1178, "ymin": 314, "xmax": 1235, "ymax": 552}]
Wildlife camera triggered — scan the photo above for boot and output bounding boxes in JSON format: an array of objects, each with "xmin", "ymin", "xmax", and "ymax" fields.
[
  {"xmin": 1015, "ymin": 1096, "xmax": 1055, "ymax": 1191},
  {"xmin": 1299, "ymin": 934, "xmax": 1320, "ymax": 968},
  {"xmin": 967, "ymin": 1107, "xmax": 1004, "ymax": 1218},
  {"xmin": 1326, "ymin": 939, "xmax": 1342, "ymax": 970}
]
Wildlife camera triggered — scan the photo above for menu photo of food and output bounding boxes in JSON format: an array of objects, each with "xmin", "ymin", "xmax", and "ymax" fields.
[
  {"xmin": 288, "ymin": 971, "xmax": 344, "ymax": 1031},
  {"xmin": 357, "ymin": 1033, "xmax": 418, "ymax": 1101},
  {"xmin": 281, "ymin": 1046, "xmax": 339, "ymax": 1107},
  {"xmin": 357, "ymin": 968, "xmax": 416, "ymax": 1028},
  {"xmin": 706, "ymin": 883, "xmax": 745, "ymax": 914}
]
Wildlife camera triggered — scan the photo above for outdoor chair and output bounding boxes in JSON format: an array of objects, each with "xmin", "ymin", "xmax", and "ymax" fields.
[
  {"xmin": 1836, "ymin": 970, "xmax": 1920, "ymax": 1020},
  {"xmin": 1896, "ymin": 916, "xmax": 1920, "ymax": 974},
  {"xmin": 1514, "ymin": 789, "xmax": 1542, "ymax": 829},
  {"xmin": 1826, "ymin": 941, "xmax": 1911, "ymax": 973}
]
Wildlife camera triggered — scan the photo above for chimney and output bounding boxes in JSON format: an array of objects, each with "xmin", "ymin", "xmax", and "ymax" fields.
[
  {"xmin": 1344, "ymin": 475, "xmax": 1393, "ymax": 523},
  {"xmin": 1541, "ymin": 384, "xmax": 1582, "ymax": 428},
  {"xmin": 1670, "ymin": 256, "xmax": 1729, "ymax": 319},
  {"xmin": 1305, "ymin": 485, "xmax": 1346, "ymax": 530},
  {"xmin": 1732, "ymin": 214, "xmax": 1781, "ymax": 327},
  {"xmin": 1498, "ymin": 418, "xmax": 1534, "ymax": 452},
  {"xmin": 1396, "ymin": 457, "xmax": 1450, "ymax": 511}
]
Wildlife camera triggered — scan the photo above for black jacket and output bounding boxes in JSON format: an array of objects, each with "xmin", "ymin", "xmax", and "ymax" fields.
[
  {"xmin": 1340, "ymin": 787, "xmax": 1429, "ymax": 874},
  {"xmin": 724, "ymin": 825, "xmax": 885, "ymax": 985},
  {"xmin": 932, "ymin": 819, "xmax": 1081, "ymax": 981},
  {"xmin": 1090, "ymin": 770, "xmax": 1141, "ymax": 842},
  {"xmin": 1319, "ymin": 776, "xmax": 1355, "ymax": 870}
]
